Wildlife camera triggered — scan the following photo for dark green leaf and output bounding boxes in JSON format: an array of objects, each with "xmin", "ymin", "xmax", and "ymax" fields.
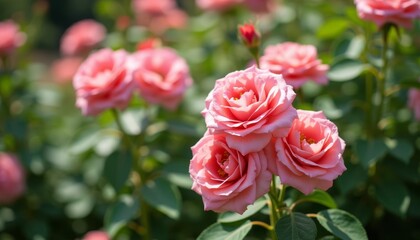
[
  {"xmin": 218, "ymin": 198, "xmax": 267, "ymax": 223},
  {"xmin": 120, "ymin": 109, "xmax": 148, "ymax": 135},
  {"xmin": 197, "ymin": 221, "xmax": 252, "ymax": 240},
  {"xmin": 334, "ymin": 35, "xmax": 365, "ymax": 58},
  {"xmin": 299, "ymin": 190, "xmax": 337, "ymax": 209},
  {"xmin": 103, "ymin": 150, "xmax": 132, "ymax": 192},
  {"xmin": 161, "ymin": 161, "xmax": 193, "ymax": 189},
  {"xmin": 276, "ymin": 212, "xmax": 317, "ymax": 240},
  {"xmin": 328, "ymin": 58, "xmax": 365, "ymax": 82},
  {"xmin": 141, "ymin": 178, "xmax": 181, "ymax": 219},
  {"xmin": 316, "ymin": 209, "xmax": 368, "ymax": 240},
  {"xmin": 374, "ymin": 179, "xmax": 410, "ymax": 217},
  {"xmin": 385, "ymin": 138, "xmax": 414, "ymax": 164},
  {"xmin": 354, "ymin": 139, "xmax": 387, "ymax": 168},
  {"xmin": 105, "ymin": 195, "xmax": 140, "ymax": 237},
  {"xmin": 336, "ymin": 163, "xmax": 368, "ymax": 195}
]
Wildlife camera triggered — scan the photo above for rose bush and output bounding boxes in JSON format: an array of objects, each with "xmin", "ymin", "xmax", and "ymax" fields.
[
  {"xmin": 189, "ymin": 131, "xmax": 272, "ymax": 214},
  {"xmin": 268, "ymin": 110, "xmax": 346, "ymax": 195},
  {"xmin": 260, "ymin": 42, "xmax": 329, "ymax": 89},
  {"xmin": 354, "ymin": 0, "xmax": 420, "ymax": 28},
  {"xmin": 0, "ymin": 153, "xmax": 25, "ymax": 204},
  {"xmin": 202, "ymin": 66, "xmax": 297, "ymax": 155},
  {"xmin": 130, "ymin": 47, "xmax": 192, "ymax": 110},
  {"xmin": 73, "ymin": 48, "xmax": 134, "ymax": 116}
]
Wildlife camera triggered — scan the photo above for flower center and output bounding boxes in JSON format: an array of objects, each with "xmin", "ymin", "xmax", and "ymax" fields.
[
  {"xmin": 300, "ymin": 133, "xmax": 316, "ymax": 145},
  {"xmin": 217, "ymin": 151, "xmax": 229, "ymax": 177}
]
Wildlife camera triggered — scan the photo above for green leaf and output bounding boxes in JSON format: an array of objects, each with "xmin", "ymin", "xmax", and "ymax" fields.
[
  {"xmin": 103, "ymin": 150, "xmax": 132, "ymax": 192},
  {"xmin": 374, "ymin": 179, "xmax": 410, "ymax": 217},
  {"xmin": 317, "ymin": 19, "xmax": 350, "ymax": 39},
  {"xmin": 141, "ymin": 178, "xmax": 181, "ymax": 219},
  {"xmin": 385, "ymin": 138, "xmax": 414, "ymax": 164},
  {"xmin": 328, "ymin": 58, "xmax": 365, "ymax": 82},
  {"xmin": 354, "ymin": 139, "xmax": 387, "ymax": 168},
  {"xmin": 119, "ymin": 109, "xmax": 148, "ymax": 135},
  {"xmin": 299, "ymin": 190, "xmax": 337, "ymax": 209},
  {"xmin": 399, "ymin": 80, "xmax": 420, "ymax": 89},
  {"xmin": 218, "ymin": 197, "xmax": 267, "ymax": 223},
  {"xmin": 105, "ymin": 195, "xmax": 140, "ymax": 238},
  {"xmin": 197, "ymin": 221, "xmax": 252, "ymax": 240},
  {"xmin": 161, "ymin": 161, "xmax": 193, "ymax": 189},
  {"xmin": 334, "ymin": 35, "xmax": 365, "ymax": 59},
  {"xmin": 276, "ymin": 212, "xmax": 317, "ymax": 240},
  {"xmin": 336, "ymin": 163, "xmax": 368, "ymax": 195},
  {"xmin": 316, "ymin": 209, "xmax": 368, "ymax": 240}
]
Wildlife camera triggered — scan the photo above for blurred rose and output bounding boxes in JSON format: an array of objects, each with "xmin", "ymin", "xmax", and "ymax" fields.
[
  {"xmin": 0, "ymin": 153, "xmax": 25, "ymax": 204},
  {"xmin": 408, "ymin": 87, "xmax": 420, "ymax": 121},
  {"xmin": 50, "ymin": 57, "xmax": 83, "ymax": 84},
  {"xmin": 0, "ymin": 20, "xmax": 26, "ymax": 56},
  {"xmin": 196, "ymin": 0, "xmax": 241, "ymax": 11},
  {"xmin": 133, "ymin": 0, "xmax": 187, "ymax": 34},
  {"xmin": 260, "ymin": 42, "xmax": 329, "ymax": 89},
  {"xmin": 73, "ymin": 49, "xmax": 134, "ymax": 116},
  {"xmin": 354, "ymin": 0, "xmax": 420, "ymax": 28},
  {"xmin": 83, "ymin": 231, "xmax": 109, "ymax": 240},
  {"xmin": 189, "ymin": 131, "xmax": 272, "ymax": 213},
  {"xmin": 268, "ymin": 110, "xmax": 346, "ymax": 195},
  {"xmin": 203, "ymin": 66, "xmax": 297, "ymax": 155},
  {"xmin": 60, "ymin": 20, "xmax": 106, "ymax": 56},
  {"xmin": 243, "ymin": 0, "xmax": 276, "ymax": 13},
  {"xmin": 130, "ymin": 47, "xmax": 192, "ymax": 110},
  {"xmin": 136, "ymin": 38, "xmax": 162, "ymax": 51}
]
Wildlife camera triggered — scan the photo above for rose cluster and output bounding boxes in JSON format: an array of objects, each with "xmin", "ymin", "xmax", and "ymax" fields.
[
  {"xmin": 73, "ymin": 46, "xmax": 192, "ymax": 116},
  {"xmin": 189, "ymin": 66, "xmax": 346, "ymax": 214}
]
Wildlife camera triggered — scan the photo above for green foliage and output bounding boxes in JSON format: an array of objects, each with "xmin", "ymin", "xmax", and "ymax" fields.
[
  {"xmin": 316, "ymin": 209, "xmax": 368, "ymax": 240},
  {"xmin": 218, "ymin": 198, "xmax": 267, "ymax": 223},
  {"xmin": 276, "ymin": 213, "xmax": 317, "ymax": 240},
  {"xmin": 197, "ymin": 221, "xmax": 253, "ymax": 240}
]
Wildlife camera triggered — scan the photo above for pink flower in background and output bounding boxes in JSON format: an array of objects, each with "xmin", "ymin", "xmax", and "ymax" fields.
[
  {"xmin": 408, "ymin": 87, "xmax": 420, "ymax": 121},
  {"xmin": 136, "ymin": 38, "xmax": 162, "ymax": 51},
  {"xmin": 130, "ymin": 47, "xmax": 192, "ymax": 110},
  {"xmin": 133, "ymin": 0, "xmax": 187, "ymax": 34},
  {"xmin": 203, "ymin": 66, "xmax": 297, "ymax": 155},
  {"xmin": 260, "ymin": 42, "xmax": 329, "ymax": 89},
  {"xmin": 354, "ymin": 0, "xmax": 420, "ymax": 28},
  {"xmin": 268, "ymin": 110, "xmax": 346, "ymax": 195},
  {"xmin": 189, "ymin": 132, "xmax": 272, "ymax": 213},
  {"xmin": 50, "ymin": 57, "xmax": 83, "ymax": 84},
  {"xmin": 73, "ymin": 49, "xmax": 134, "ymax": 116},
  {"xmin": 0, "ymin": 153, "xmax": 25, "ymax": 204},
  {"xmin": 60, "ymin": 20, "xmax": 106, "ymax": 56},
  {"xmin": 196, "ymin": 0, "xmax": 241, "ymax": 11},
  {"xmin": 0, "ymin": 20, "xmax": 26, "ymax": 56},
  {"xmin": 243, "ymin": 0, "xmax": 276, "ymax": 13},
  {"xmin": 83, "ymin": 231, "xmax": 109, "ymax": 240}
]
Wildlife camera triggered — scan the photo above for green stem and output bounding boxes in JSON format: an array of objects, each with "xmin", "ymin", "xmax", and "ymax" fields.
[
  {"xmin": 268, "ymin": 175, "xmax": 279, "ymax": 239},
  {"xmin": 365, "ymin": 71, "xmax": 374, "ymax": 139},
  {"xmin": 278, "ymin": 184, "xmax": 287, "ymax": 218},
  {"xmin": 376, "ymin": 27, "xmax": 390, "ymax": 135}
]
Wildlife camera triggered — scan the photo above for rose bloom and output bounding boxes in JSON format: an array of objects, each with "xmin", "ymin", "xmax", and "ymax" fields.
[
  {"xmin": 73, "ymin": 49, "xmax": 134, "ymax": 116},
  {"xmin": 130, "ymin": 47, "xmax": 192, "ymax": 110},
  {"xmin": 408, "ymin": 88, "xmax": 420, "ymax": 121},
  {"xmin": 83, "ymin": 231, "xmax": 109, "ymax": 240},
  {"xmin": 132, "ymin": 0, "xmax": 175, "ymax": 14},
  {"xmin": 260, "ymin": 42, "xmax": 329, "ymax": 89},
  {"xmin": 0, "ymin": 153, "xmax": 25, "ymax": 204},
  {"xmin": 354, "ymin": 0, "xmax": 420, "ymax": 28},
  {"xmin": 189, "ymin": 131, "xmax": 272, "ymax": 213},
  {"xmin": 60, "ymin": 19, "xmax": 106, "ymax": 56},
  {"xmin": 268, "ymin": 110, "xmax": 346, "ymax": 195},
  {"xmin": 0, "ymin": 20, "xmax": 26, "ymax": 56},
  {"xmin": 203, "ymin": 66, "xmax": 297, "ymax": 155},
  {"xmin": 50, "ymin": 56, "xmax": 83, "ymax": 84},
  {"xmin": 196, "ymin": 0, "xmax": 241, "ymax": 11}
]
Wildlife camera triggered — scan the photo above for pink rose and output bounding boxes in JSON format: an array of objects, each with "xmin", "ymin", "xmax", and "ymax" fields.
[
  {"xmin": 50, "ymin": 56, "xmax": 83, "ymax": 84},
  {"xmin": 408, "ymin": 87, "xmax": 420, "ymax": 121},
  {"xmin": 196, "ymin": 0, "xmax": 241, "ymax": 11},
  {"xmin": 268, "ymin": 110, "xmax": 346, "ymax": 195},
  {"xmin": 0, "ymin": 153, "xmax": 25, "ymax": 204},
  {"xmin": 354, "ymin": 0, "xmax": 420, "ymax": 28},
  {"xmin": 130, "ymin": 47, "xmax": 192, "ymax": 110},
  {"xmin": 83, "ymin": 231, "xmax": 109, "ymax": 240},
  {"xmin": 0, "ymin": 20, "xmax": 26, "ymax": 56},
  {"xmin": 202, "ymin": 66, "xmax": 297, "ymax": 155},
  {"xmin": 260, "ymin": 42, "xmax": 329, "ymax": 89},
  {"xmin": 243, "ymin": 0, "xmax": 276, "ymax": 13},
  {"xmin": 60, "ymin": 20, "xmax": 106, "ymax": 56},
  {"xmin": 73, "ymin": 49, "xmax": 134, "ymax": 116},
  {"xmin": 133, "ymin": 0, "xmax": 187, "ymax": 34},
  {"xmin": 189, "ymin": 132, "xmax": 272, "ymax": 213}
]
